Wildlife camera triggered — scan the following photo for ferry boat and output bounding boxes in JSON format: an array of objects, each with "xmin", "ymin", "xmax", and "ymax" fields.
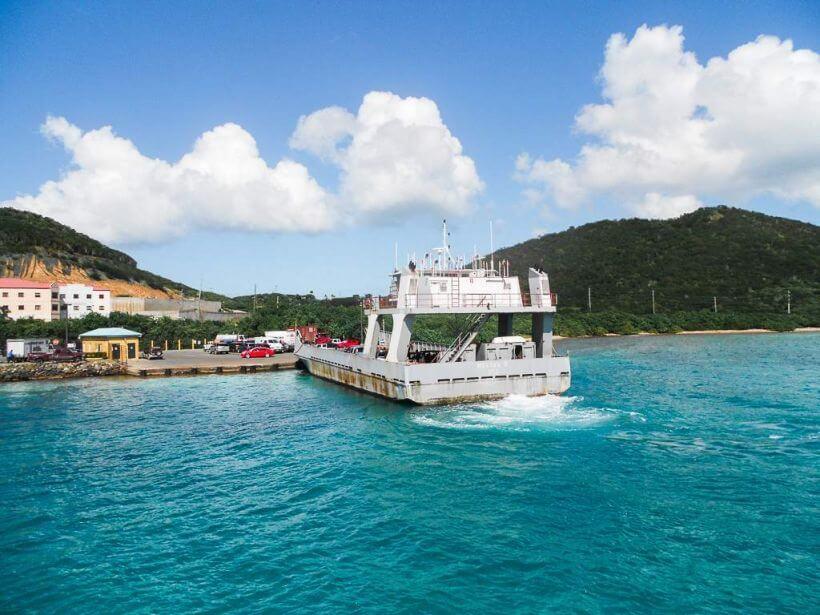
[{"xmin": 296, "ymin": 224, "xmax": 571, "ymax": 404}]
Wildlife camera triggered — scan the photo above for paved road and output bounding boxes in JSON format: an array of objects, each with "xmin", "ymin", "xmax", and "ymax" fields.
[{"xmin": 128, "ymin": 349, "xmax": 297, "ymax": 370}]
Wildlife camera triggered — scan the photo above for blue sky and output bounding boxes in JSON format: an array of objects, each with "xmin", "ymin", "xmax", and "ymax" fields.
[{"xmin": 1, "ymin": 1, "xmax": 818, "ymax": 297}]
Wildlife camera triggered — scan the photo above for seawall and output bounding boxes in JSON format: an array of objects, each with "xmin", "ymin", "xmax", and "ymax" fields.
[{"xmin": 0, "ymin": 360, "xmax": 124, "ymax": 382}]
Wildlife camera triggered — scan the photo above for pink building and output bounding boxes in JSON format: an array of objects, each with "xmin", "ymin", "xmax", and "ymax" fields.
[{"xmin": 0, "ymin": 278, "xmax": 60, "ymax": 321}]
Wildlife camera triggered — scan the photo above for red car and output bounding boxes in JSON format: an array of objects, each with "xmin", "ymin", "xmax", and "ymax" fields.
[
  {"xmin": 240, "ymin": 346, "xmax": 276, "ymax": 358},
  {"xmin": 335, "ymin": 339, "xmax": 360, "ymax": 349},
  {"xmin": 314, "ymin": 335, "xmax": 332, "ymax": 346}
]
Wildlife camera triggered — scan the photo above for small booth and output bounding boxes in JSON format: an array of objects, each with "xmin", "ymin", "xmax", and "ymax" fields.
[{"xmin": 79, "ymin": 327, "xmax": 142, "ymax": 361}]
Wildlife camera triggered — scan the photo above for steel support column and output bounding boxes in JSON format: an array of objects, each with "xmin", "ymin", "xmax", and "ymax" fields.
[{"xmin": 531, "ymin": 313, "xmax": 554, "ymax": 358}]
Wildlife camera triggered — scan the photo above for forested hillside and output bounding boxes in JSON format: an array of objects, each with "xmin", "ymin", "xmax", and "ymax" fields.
[
  {"xmin": 494, "ymin": 206, "xmax": 819, "ymax": 316},
  {"xmin": 0, "ymin": 208, "xmax": 224, "ymax": 299},
  {"xmin": 1, "ymin": 205, "xmax": 817, "ymax": 344}
]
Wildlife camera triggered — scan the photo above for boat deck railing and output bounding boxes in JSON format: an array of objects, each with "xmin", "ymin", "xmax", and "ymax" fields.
[{"xmin": 366, "ymin": 293, "xmax": 557, "ymax": 311}]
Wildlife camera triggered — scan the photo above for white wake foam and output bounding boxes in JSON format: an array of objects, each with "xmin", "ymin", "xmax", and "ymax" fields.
[{"xmin": 412, "ymin": 394, "xmax": 631, "ymax": 432}]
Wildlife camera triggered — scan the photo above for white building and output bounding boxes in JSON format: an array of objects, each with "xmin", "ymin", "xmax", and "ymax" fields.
[
  {"xmin": 58, "ymin": 283, "xmax": 111, "ymax": 319},
  {"xmin": 0, "ymin": 278, "xmax": 60, "ymax": 321},
  {"xmin": 111, "ymin": 296, "xmax": 243, "ymax": 321}
]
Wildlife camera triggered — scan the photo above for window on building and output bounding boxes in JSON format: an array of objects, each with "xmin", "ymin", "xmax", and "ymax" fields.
[
  {"xmin": 52, "ymin": 292, "xmax": 58, "ymax": 299},
  {"xmin": 86, "ymin": 306, "xmax": 92, "ymax": 311},
  {"xmin": 86, "ymin": 294, "xmax": 91, "ymax": 299},
  {"xmin": 35, "ymin": 305, "xmax": 41, "ymax": 311},
  {"xmin": 35, "ymin": 292, "xmax": 41, "ymax": 298},
  {"xmin": 18, "ymin": 292, "xmax": 24, "ymax": 298},
  {"xmin": 18, "ymin": 305, "xmax": 24, "ymax": 310},
  {"xmin": 1, "ymin": 292, "xmax": 7, "ymax": 297},
  {"xmin": 73, "ymin": 294, "xmax": 79, "ymax": 299},
  {"xmin": 99, "ymin": 306, "xmax": 104, "ymax": 310},
  {"xmin": 99, "ymin": 294, "xmax": 104, "ymax": 299},
  {"xmin": 52, "ymin": 304, "xmax": 58, "ymax": 311},
  {"xmin": 73, "ymin": 305, "xmax": 79, "ymax": 311},
  {"xmin": 59, "ymin": 293, "xmax": 65, "ymax": 299}
]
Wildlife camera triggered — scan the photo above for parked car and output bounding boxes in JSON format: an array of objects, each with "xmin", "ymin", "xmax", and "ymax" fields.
[
  {"xmin": 27, "ymin": 346, "xmax": 83, "ymax": 362},
  {"xmin": 203, "ymin": 343, "xmax": 213, "ymax": 352},
  {"xmin": 240, "ymin": 345, "xmax": 276, "ymax": 358},
  {"xmin": 140, "ymin": 347, "xmax": 164, "ymax": 360},
  {"xmin": 315, "ymin": 335, "xmax": 332, "ymax": 346},
  {"xmin": 335, "ymin": 338, "xmax": 361, "ymax": 349},
  {"xmin": 208, "ymin": 343, "xmax": 230, "ymax": 354}
]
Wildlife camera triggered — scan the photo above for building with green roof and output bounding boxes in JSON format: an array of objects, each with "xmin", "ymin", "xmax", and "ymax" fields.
[{"xmin": 79, "ymin": 328, "xmax": 142, "ymax": 361}]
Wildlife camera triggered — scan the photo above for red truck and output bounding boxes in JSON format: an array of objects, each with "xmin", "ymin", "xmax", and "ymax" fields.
[{"xmin": 27, "ymin": 346, "xmax": 83, "ymax": 362}]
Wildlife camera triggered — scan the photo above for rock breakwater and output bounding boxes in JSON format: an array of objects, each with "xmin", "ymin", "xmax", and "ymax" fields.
[{"xmin": 0, "ymin": 360, "xmax": 124, "ymax": 382}]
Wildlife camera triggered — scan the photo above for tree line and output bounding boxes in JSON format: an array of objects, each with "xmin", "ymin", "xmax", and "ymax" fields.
[{"xmin": 1, "ymin": 301, "xmax": 815, "ymax": 349}]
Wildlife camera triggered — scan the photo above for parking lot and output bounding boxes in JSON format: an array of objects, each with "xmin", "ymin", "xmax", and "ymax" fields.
[{"xmin": 127, "ymin": 349, "xmax": 298, "ymax": 371}]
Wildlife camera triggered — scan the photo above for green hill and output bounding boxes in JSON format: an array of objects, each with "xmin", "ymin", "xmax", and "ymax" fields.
[
  {"xmin": 493, "ymin": 206, "xmax": 819, "ymax": 316},
  {"xmin": 0, "ymin": 208, "xmax": 225, "ymax": 300}
]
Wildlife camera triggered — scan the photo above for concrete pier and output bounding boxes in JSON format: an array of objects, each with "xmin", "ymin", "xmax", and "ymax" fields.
[{"xmin": 124, "ymin": 349, "xmax": 298, "ymax": 377}]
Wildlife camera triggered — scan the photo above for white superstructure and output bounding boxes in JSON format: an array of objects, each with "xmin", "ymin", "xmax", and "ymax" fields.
[{"xmin": 296, "ymin": 223, "xmax": 570, "ymax": 404}]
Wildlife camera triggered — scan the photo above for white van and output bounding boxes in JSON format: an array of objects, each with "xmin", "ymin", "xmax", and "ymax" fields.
[
  {"xmin": 264, "ymin": 330, "xmax": 297, "ymax": 348},
  {"xmin": 253, "ymin": 337, "xmax": 284, "ymax": 352}
]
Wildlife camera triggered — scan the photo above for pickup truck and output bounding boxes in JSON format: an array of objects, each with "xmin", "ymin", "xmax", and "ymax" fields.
[
  {"xmin": 27, "ymin": 346, "xmax": 83, "ymax": 362},
  {"xmin": 140, "ymin": 347, "xmax": 165, "ymax": 360}
]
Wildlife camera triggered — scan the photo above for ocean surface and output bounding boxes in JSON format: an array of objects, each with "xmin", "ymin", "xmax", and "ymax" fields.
[{"xmin": 0, "ymin": 333, "xmax": 817, "ymax": 613}]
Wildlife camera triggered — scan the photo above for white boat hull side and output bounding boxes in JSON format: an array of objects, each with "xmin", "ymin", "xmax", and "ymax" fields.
[{"xmin": 296, "ymin": 345, "xmax": 571, "ymax": 405}]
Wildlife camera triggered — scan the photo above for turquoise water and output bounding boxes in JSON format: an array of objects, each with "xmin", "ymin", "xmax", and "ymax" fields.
[{"xmin": 1, "ymin": 333, "xmax": 817, "ymax": 612}]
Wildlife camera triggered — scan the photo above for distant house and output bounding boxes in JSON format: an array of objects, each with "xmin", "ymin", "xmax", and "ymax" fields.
[
  {"xmin": 0, "ymin": 278, "xmax": 60, "ymax": 321},
  {"xmin": 79, "ymin": 327, "xmax": 141, "ymax": 361},
  {"xmin": 58, "ymin": 283, "xmax": 111, "ymax": 319}
]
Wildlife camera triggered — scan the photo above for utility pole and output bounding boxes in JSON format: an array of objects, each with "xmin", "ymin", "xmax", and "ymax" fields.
[
  {"xmin": 489, "ymin": 220, "xmax": 494, "ymax": 273},
  {"xmin": 651, "ymin": 289, "xmax": 656, "ymax": 315},
  {"xmin": 713, "ymin": 296, "xmax": 718, "ymax": 313},
  {"xmin": 587, "ymin": 287, "xmax": 592, "ymax": 312},
  {"xmin": 787, "ymin": 290, "xmax": 791, "ymax": 315},
  {"xmin": 253, "ymin": 284, "xmax": 257, "ymax": 312}
]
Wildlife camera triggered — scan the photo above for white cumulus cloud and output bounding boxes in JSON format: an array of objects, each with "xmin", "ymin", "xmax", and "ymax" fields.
[
  {"xmin": 3, "ymin": 91, "xmax": 483, "ymax": 244},
  {"xmin": 4, "ymin": 117, "xmax": 334, "ymax": 243},
  {"xmin": 516, "ymin": 25, "xmax": 820, "ymax": 218},
  {"xmin": 633, "ymin": 193, "xmax": 702, "ymax": 219},
  {"xmin": 291, "ymin": 91, "xmax": 484, "ymax": 215}
]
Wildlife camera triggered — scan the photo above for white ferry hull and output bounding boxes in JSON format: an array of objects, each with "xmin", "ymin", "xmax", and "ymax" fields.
[{"xmin": 296, "ymin": 345, "xmax": 570, "ymax": 405}]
